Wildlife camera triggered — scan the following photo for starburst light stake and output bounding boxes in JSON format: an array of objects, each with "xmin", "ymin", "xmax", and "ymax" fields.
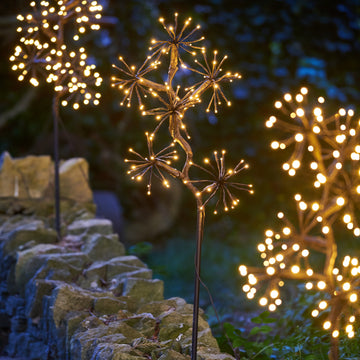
[
  {"xmin": 239, "ymin": 87, "xmax": 360, "ymax": 360},
  {"xmin": 112, "ymin": 14, "xmax": 253, "ymax": 359},
  {"xmin": 10, "ymin": 0, "xmax": 103, "ymax": 239}
]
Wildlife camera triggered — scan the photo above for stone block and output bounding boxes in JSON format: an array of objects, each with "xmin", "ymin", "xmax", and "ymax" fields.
[
  {"xmin": 14, "ymin": 244, "xmax": 63, "ymax": 292},
  {"xmin": 107, "ymin": 255, "xmax": 147, "ymax": 269},
  {"xmin": 158, "ymin": 349, "xmax": 188, "ymax": 360},
  {"xmin": 49, "ymin": 284, "xmax": 96, "ymax": 328},
  {"xmin": 65, "ymin": 311, "xmax": 89, "ymax": 339},
  {"xmin": 122, "ymin": 313, "xmax": 157, "ymax": 336},
  {"xmin": 25, "ymin": 279, "xmax": 63, "ymax": 319},
  {"xmin": 107, "ymin": 263, "xmax": 146, "ymax": 280},
  {"xmin": 158, "ymin": 316, "xmax": 190, "ymax": 342},
  {"xmin": 76, "ymin": 315, "xmax": 104, "ymax": 332},
  {"xmin": 0, "ymin": 217, "xmax": 43, "ymax": 235},
  {"xmin": 196, "ymin": 327, "xmax": 220, "ymax": 351},
  {"xmin": 0, "ymin": 152, "xmax": 51, "ymax": 199},
  {"xmin": 80, "ymin": 261, "xmax": 139, "ymax": 290},
  {"xmin": 59, "ymin": 158, "xmax": 93, "ymax": 204},
  {"xmin": 67, "ymin": 218, "xmax": 113, "ymax": 236},
  {"xmin": 122, "ymin": 278, "xmax": 164, "ymax": 305},
  {"xmin": 33, "ymin": 259, "xmax": 80, "ymax": 284},
  {"xmin": 82, "ymin": 261, "xmax": 108, "ymax": 279},
  {"xmin": 81, "ymin": 233, "xmax": 125, "ymax": 261},
  {"xmin": 114, "ymin": 268, "xmax": 153, "ymax": 281},
  {"xmin": 1, "ymin": 223, "xmax": 57, "ymax": 257},
  {"xmin": 91, "ymin": 343, "xmax": 143, "ymax": 360},
  {"xmin": 197, "ymin": 351, "xmax": 235, "ymax": 360},
  {"xmin": 131, "ymin": 337, "xmax": 161, "ymax": 355},
  {"xmin": 137, "ymin": 297, "xmax": 189, "ymax": 317},
  {"xmin": 93, "ymin": 296, "xmax": 127, "ymax": 315},
  {"xmin": 38, "ymin": 252, "xmax": 90, "ymax": 271},
  {"xmin": 12, "ymin": 252, "xmax": 89, "ymax": 296},
  {"xmin": 70, "ymin": 322, "xmax": 142, "ymax": 359},
  {"xmin": 181, "ymin": 327, "xmax": 220, "ymax": 354}
]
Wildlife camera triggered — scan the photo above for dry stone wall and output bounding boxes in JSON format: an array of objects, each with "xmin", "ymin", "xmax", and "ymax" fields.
[{"xmin": 0, "ymin": 154, "xmax": 235, "ymax": 360}]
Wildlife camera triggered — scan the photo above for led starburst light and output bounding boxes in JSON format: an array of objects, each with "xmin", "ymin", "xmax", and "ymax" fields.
[{"xmin": 112, "ymin": 14, "xmax": 251, "ymax": 360}]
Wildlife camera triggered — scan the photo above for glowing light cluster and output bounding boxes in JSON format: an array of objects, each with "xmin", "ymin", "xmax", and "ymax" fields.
[
  {"xmin": 184, "ymin": 50, "xmax": 242, "ymax": 114},
  {"xmin": 265, "ymin": 88, "xmax": 358, "ymax": 179},
  {"xmin": 309, "ymin": 255, "xmax": 360, "ymax": 339},
  {"xmin": 241, "ymin": 88, "xmax": 360, "ymax": 357},
  {"xmin": 125, "ymin": 132, "xmax": 178, "ymax": 196},
  {"xmin": 239, "ymin": 222, "xmax": 316, "ymax": 312},
  {"xmin": 114, "ymin": 14, "xmax": 251, "ymax": 213},
  {"xmin": 266, "ymin": 89, "xmax": 360, "ymax": 236},
  {"xmin": 150, "ymin": 14, "xmax": 205, "ymax": 57},
  {"xmin": 10, "ymin": 0, "xmax": 103, "ymax": 108},
  {"xmin": 189, "ymin": 150, "xmax": 253, "ymax": 214},
  {"xmin": 112, "ymin": 14, "xmax": 241, "ymax": 116}
]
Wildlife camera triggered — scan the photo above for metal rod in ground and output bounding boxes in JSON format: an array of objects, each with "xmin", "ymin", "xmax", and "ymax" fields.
[
  {"xmin": 53, "ymin": 96, "xmax": 61, "ymax": 240},
  {"xmin": 329, "ymin": 324, "xmax": 339, "ymax": 360},
  {"xmin": 191, "ymin": 206, "xmax": 205, "ymax": 360}
]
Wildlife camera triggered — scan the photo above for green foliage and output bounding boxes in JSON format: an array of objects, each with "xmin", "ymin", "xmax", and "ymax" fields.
[
  {"xmin": 216, "ymin": 312, "xmax": 277, "ymax": 360},
  {"xmin": 128, "ymin": 241, "xmax": 153, "ymax": 258},
  {"xmin": 214, "ymin": 285, "xmax": 360, "ymax": 359}
]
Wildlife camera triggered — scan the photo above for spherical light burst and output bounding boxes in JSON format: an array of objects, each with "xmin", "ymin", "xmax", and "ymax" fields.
[{"xmin": 10, "ymin": 0, "xmax": 103, "ymax": 108}]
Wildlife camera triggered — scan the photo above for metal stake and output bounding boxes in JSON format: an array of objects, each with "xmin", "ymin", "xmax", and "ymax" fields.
[
  {"xmin": 191, "ymin": 205, "xmax": 205, "ymax": 360},
  {"xmin": 53, "ymin": 96, "xmax": 61, "ymax": 240}
]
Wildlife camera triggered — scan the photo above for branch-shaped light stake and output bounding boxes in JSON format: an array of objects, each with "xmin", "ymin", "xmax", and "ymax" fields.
[
  {"xmin": 112, "ymin": 14, "xmax": 253, "ymax": 359},
  {"xmin": 239, "ymin": 87, "xmax": 360, "ymax": 360},
  {"xmin": 10, "ymin": 0, "xmax": 103, "ymax": 239}
]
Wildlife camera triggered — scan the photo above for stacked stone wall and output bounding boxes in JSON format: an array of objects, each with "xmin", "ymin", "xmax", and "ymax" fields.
[{"xmin": 0, "ymin": 154, "xmax": 234, "ymax": 360}]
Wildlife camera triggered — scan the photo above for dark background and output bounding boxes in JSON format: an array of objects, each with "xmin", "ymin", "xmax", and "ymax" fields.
[{"xmin": 1, "ymin": 0, "xmax": 360, "ymax": 314}]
